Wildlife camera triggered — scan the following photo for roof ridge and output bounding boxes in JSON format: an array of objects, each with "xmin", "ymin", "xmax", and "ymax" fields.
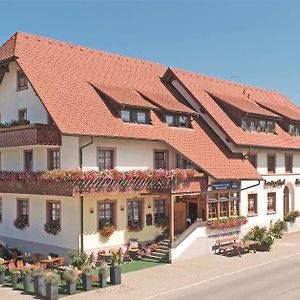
[
  {"xmin": 171, "ymin": 67, "xmax": 282, "ymax": 95},
  {"xmin": 13, "ymin": 31, "xmax": 163, "ymax": 68}
]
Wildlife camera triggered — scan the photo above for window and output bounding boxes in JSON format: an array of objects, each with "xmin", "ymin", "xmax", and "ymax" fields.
[
  {"xmin": 137, "ymin": 112, "xmax": 146, "ymax": 124},
  {"xmin": 285, "ymin": 154, "xmax": 293, "ymax": 173},
  {"xmin": 230, "ymin": 193, "xmax": 239, "ymax": 216},
  {"xmin": 120, "ymin": 110, "xmax": 130, "ymax": 122},
  {"xmin": 208, "ymin": 202, "xmax": 217, "ymax": 219},
  {"xmin": 97, "ymin": 201, "xmax": 115, "ymax": 229},
  {"xmin": 248, "ymin": 154, "xmax": 257, "ymax": 168},
  {"xmin": 241, "ymin": 118, "xmax": 275, "ymax": 134},
  {"xmin": 241, "ymin": 118, "xmax": 248, "ymax": 131},
  {"xmin": 47, "ymin": 201, "xmax": 61, "ymax": 226},
  {"xmin": 128, "ymin": 199, "xmax": 143, "ymax": 225},
  {"xmin": 97, "ymin": 149, "xmax": 114, "ymax": 170},
  {"xmin": 248, "ymin": 194, "xmax": 257, "ymax": 216},
  {"xmin": 154, "ymin": 151, "xmax": 168, "ymax": 169},
  {"xmin": 48, "ymin": 149, "xmax": 60, "ymax": 170},
  {"xmin": 267, "ymin": 155, "xmax": 276, "ymax": 173},
  {"xmin": 0, "ymin": 152, "xmax": 1, "ymax": 171},
  {"xmin": 165, "ymin": 115, "xmax": 174, "ymax": 126},
  {"xmin": 24, "ymin": 150, "xmax": 33, "ymax": 171},
  {"xmin": 154, "ymin": 199, "xmax": 167, "ymax": 223},
  {"xmin": 0, "ymin": 198, "xmax": 2, "ymax": 223},
  {"xmin": 18, "ymin": 109, "xmax": 27, "ymax": 121},
  {"xmin": 176, "ymin": 154, "xmax": 194, "ymax": 169},
  {"xmin": 219, "ymin": 201, "xmax": 228, "ymax": 218},
  {"xmin": 17, "ymin": 199, "xmax": 29, "ymax": 225},
  {"xmin": 267, "ymin": 192, "xmax": 276, "ymax": 213},
  {"xmin": 17, "ymin": 70, "xmax": 28, "ymax": 91}
]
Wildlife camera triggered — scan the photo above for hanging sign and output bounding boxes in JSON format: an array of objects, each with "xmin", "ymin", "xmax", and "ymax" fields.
[{"xmin": 212, "ymin": 181, "xmax": 240, "ymax": 191}]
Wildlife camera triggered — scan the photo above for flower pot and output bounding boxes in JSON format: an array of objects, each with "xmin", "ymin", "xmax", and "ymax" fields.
[
  {"xmin": 82, "ymin": 274, "xmax": 92, "ymax": 291},
  {"xmin": 98, "ymin": 273, "xmax": 107, "ymax": 288},
  {"xmin": 66, "ymin": 281, "xmax": 77, "ymax": 295},
  {"xmin": 46, "ymin": 282, "xmax": 59, "ymax": 300},
  {"xmin": 33, "ymin": 275, "xmax": 45, "ymax": 297},
  {"xmin": 23, "ymin": 274, "xmax": 32, "ymax": 293},
  {"xmin": 11, "ymin": 274, "xmax": 18, "ymax": 289},
  {"xmin": 255, "ymin": 244, "xmax": 271, "ymax": 252},
  {"xmin": 110, "ymin": 267, "xmax": 121, "ymax": 285},
  {"xmin": 0, "ymin": 270, "xmax": 5, "ymax": 284}
]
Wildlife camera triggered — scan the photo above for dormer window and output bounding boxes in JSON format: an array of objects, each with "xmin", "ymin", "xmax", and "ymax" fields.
[
  {"xmin": 241, "ymin": 117, "xmax": 275, "ymax": 134},
  {"xmin": 165, "ymin": 114, "xmax": 191, "ymax": 128},
  {"xmin": 120, "ymin": 108, "xmax": 150, "ymax": 124},
  {"xmin": 17, "ymin": 70, "xmax": 28, "ymax": 91},
  {"xmin": 121, "ymin": 110, "xmax": 130, "ymax": 122},
  {"xmin": 288, "ymin": 124, "xmax": 300, "ymax": 136}
]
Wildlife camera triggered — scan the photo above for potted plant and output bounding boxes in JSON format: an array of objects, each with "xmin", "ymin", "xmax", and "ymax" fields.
[
  {"xmin": 155, "ymin": 216, "xmax": 169, "ymax": 228},
  {"xmin": 32, "ymin": 266, "xmax": 45, "ymax": 297},
  {"xmin": 95, "ymin": 255, "xmax": 108, "ymax": 288},
  {"xmin": 61, "ymin": 267, "xmax": 78, "ymax": 295},
  {"xmin": 10, "ymin": 267, "xmax": 21, "ymax": 289},
  {"xmin": 99, "ymin": 222, "xmax": 116, "ymax": 237},
  {"xmin": 243, "ymin": 225, "xmax": 274, "ymax": 251},
  {"xmin": 127, "ymin": 220, "xmax": 143, "ymax": 232},
  {"xmin": 284, "ymin": 211, "xmax": 300, "ymax": 223},
  {"xmin": 81, "ymin": 265, "xmax": 93, "ymax": 291},
  {"xmin": 68, "ymin": 250, "xmax": 89, "ymax": 269},
  {"xmin": 14, "ymin": 215, "xmax": 28, "ymax": 230},
  {"xmin": 44, "ymin": 270, "xmax": 59, "ymax": 300},
  {"xmin": 0, "ymin": 264, "xmax": 7, "ymax": 284},
  {"xmin": 44, "ymin": 220, "xmax": 60, "ymax": 235},
  {"xmin": 110, "ymin": 250, "xmax": 123, "ymax": 285},
  {"xmin": 22, "ymin": 266, "xmax": 32, "ymax": 293}
]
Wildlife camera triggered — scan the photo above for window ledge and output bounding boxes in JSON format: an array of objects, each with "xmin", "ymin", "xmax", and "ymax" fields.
[
  {"xmin": 267, "ymin": 211, "xmax": 276, "ymax": 215},
  {"xmin": 247, "ymin": 213, "xmax": 258, "ymax": 217},
  {"xmin": 16, "ymin": 86, "xmax": 28, "ymax": 92}
]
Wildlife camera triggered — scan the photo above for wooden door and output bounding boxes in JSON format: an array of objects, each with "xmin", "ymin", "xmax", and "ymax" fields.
[
  {"xmin": 284, "ymin": 186, "xmax": 289, "ymax": 216},
  {"xmin": 174, "ymin": 202, "xmax": 187, "ymax": 234}
]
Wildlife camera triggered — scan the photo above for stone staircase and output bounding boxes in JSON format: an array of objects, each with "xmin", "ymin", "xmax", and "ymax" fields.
[{"xmin": 142, "ymin": 239, "xmax": 171, "ymax": 263}]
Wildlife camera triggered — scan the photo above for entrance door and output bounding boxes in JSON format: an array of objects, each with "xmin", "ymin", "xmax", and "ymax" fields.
[
  {"xmin": 174, "ymin": 202, "xmax": 186, "ymax": 234},
  {"xmin": 284, "ymin": 186, "xmax": 290, "ymax": 216},
  {"xmin": 188, "ymin": 202, "xmax": 198, "ymax": 223}
]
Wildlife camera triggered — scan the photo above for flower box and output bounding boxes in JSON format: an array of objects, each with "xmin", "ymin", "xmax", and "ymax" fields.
[{"xmin": 207, "ymin": 216, "xmax": 248, "ymax": 230}]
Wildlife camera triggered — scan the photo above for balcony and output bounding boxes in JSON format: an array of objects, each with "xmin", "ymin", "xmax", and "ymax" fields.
[
  {"xmin": 0, "ymin": 169, "xmax": 208, "ymax": 197},
  {"xmin": 0, "ymin": 124, "xmax": 61, "ymax": 148}
]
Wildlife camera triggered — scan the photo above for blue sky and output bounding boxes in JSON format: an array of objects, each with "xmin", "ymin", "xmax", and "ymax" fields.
[{"xmin": 1, "ymin": 0, "xmax": 299, "ymax": 104}]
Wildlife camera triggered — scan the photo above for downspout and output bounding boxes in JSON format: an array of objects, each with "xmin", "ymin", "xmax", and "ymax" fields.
[
  {"xmin": 240, "ymin": 180, "xmax": 261, "ymax": 191},
  {"xmin": 79, "ymin": 137, "xmax": 94, "ymax": 251}
]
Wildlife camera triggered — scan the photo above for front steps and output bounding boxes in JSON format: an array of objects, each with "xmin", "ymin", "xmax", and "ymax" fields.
[{"xmin": 143, "ymin": 239, "xmax": 171, "ymax": 263}]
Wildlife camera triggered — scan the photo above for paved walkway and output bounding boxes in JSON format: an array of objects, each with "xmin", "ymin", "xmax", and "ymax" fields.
[{"xmin": 2, "ymin": 231, "xmax": 300, "ymax": 300}]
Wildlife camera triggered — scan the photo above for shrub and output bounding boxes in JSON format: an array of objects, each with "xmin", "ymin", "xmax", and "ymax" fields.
[
  {"xmin": 0, "ymin": 264, "xmax": 7, "ymax": 272},
  {"xmin": 44, "ymin": 270, "xmax": 59, "ymax": 284},
  {"xmin": 111, "ymin": 250, "xmax": 123, "ymax": 268},
  {"xmin": 68, "ymin": 250, "xmax": 89, "ymax": 269},
  {"xmin": 61, "ymin": 267, "xmax": 78, "ymax": 283},
  {"xmin": 270, "ymin": 219, "xmax": 287, "ymax": 239},
  {"xmin": 284, "ymin": 211, "xmax": 300, "ymax": 223},
  {"xmin": 243, "ymin": 225, "xmax": 267, "ymax": 242},
  {"xmin": 81, "ymin": 265, "xmax": 92, "ymax": 277}
]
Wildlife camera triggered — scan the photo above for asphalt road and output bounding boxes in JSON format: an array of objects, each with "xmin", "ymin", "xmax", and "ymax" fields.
[{"xmin": 150, "ymin": 254, "xmax": 300, "ymax": 300}]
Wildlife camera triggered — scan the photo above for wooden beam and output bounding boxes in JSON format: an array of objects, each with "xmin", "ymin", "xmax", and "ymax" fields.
[{"xmin": 169, "ymin": 195, "xmax": 175, "ymax": 244}]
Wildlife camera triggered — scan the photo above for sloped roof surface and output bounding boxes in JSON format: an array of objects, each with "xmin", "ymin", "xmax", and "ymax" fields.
[
  {"xmin": 170, "ymin": 68, "xmax": 300, "ymax": 149},
  {"xmin": 0, "ymin": 32, "xmax": 262, "ymax": 180}
]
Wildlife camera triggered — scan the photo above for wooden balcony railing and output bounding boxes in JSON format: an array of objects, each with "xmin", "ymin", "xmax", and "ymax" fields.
[{"xmin": 0, "ymin": 124, "xmax": 61, "ymax": 148}]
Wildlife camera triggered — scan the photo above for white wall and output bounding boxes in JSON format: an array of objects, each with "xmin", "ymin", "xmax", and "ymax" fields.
[
  {"xmin": 0, "ymin": 146, "xmax": 48, "ymax": 171},
  {"xmin": 0, "ymin": 62, "xmax": 48, "ymax": 124},
  {"xmin": 0, "ymin": 193, "xmax": 80, "ymax": 250},
  {"xmin": 79, "ymin": 137, "xmax": 177, "ymax": 171}
]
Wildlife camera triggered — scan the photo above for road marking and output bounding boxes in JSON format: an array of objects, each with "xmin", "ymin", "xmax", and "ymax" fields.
[{"xmin": 141, "ymin": 252, "xmax": 300, "ymax": 300}]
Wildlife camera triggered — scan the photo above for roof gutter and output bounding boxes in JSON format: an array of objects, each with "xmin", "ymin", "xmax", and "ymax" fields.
[{"xmin": 79, "ymin": 137, "xmax": 94, "ymax": 251}]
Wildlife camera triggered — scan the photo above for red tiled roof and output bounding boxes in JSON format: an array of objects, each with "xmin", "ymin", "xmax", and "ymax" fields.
[
  {"xmin": 170, "ymin": 68, "xmax": 300, "ymax": 150},
  {"xmin": 0, "ymin": 32, "xmax": 261, "ymax": 180},
  {"xmin": 92, "ymin": 84, "xmax": 158, "ymax": 109},
  {"xmin": 209, "ymin": 92, "xmax": 279, "ymax": 118}
]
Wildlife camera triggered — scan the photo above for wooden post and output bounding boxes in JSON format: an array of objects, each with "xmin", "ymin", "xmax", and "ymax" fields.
[
  {"xmin": 170, "ymin": 195, "xmax": 175, "ymax": 244},
  {"xmin": 197, "ymin": 194, "xmax": 200, "ymax": 219}
]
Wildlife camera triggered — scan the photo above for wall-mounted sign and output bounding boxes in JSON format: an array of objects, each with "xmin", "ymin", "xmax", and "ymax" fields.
[
  {"xmin": 212, "ymin": 181, "xmax": 240, "ymax": 191},
  {"xmin": 264, "ymin": 179, "xmax": 285, "ymax": 189}
]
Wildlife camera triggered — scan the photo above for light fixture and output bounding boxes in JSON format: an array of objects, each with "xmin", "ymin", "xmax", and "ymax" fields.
[{"xmin": 90, "ymin": 208, "xmax": 94, "ymax": 214}]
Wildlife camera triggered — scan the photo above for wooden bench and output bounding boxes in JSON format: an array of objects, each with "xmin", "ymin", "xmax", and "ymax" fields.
[{"xmin": 214, "ymin": 236, "xmax": 238, "ymax": 254}]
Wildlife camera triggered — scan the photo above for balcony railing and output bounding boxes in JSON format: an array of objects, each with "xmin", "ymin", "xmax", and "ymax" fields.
[
  {"xmin": 0, "ymin": 124, "xmax": 61, "ymax": 148},
  {"xmin": 0, "ymin": 169, "xmax": 208, "ymax": 197}
]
